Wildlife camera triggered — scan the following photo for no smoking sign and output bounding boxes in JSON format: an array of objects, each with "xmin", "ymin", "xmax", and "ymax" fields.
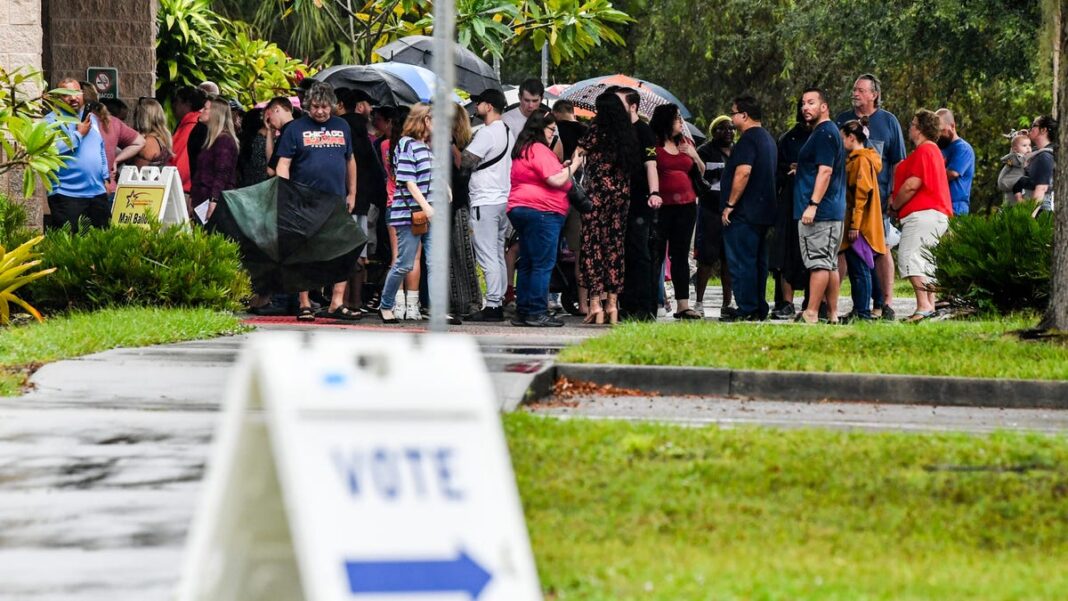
[{"xmin": 86, "ymin": 67, "xmax": 119, "ymax": 100}]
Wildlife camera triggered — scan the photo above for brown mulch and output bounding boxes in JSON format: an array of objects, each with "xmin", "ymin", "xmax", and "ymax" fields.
[{"xmin": 552, "ymin": 376, "xmax": 656, "ymax": 399}]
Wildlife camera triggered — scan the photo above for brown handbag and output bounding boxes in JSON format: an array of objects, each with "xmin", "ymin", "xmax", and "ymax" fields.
[{"xmin": 410, "ymin": 209, "xmax": 429, "ymax": 235}]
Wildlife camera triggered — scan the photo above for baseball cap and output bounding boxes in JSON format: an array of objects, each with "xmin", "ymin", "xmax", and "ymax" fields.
[{"xmin": 469, "ymin": 88, "xmax": 506, "ymax": 113}]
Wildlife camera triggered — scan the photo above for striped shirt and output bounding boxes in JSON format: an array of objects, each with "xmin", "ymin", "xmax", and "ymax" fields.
[{"xmin": 389, "ymin": 136, "xmax": 433, "ymax": 227}]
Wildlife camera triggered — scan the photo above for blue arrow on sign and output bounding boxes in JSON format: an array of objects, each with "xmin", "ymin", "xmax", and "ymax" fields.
[{"xmin": 344, "ymin": 550, "xmax": 492, "ymax": 599}]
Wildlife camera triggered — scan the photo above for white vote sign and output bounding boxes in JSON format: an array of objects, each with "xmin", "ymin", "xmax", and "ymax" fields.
[{"xmin": 177, "ymin": 332, "xmax": 542, "ymax": 601}]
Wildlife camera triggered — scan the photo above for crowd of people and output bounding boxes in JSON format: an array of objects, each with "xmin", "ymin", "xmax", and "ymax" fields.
[{"xmin": 44, "ymin": 72, "xmax": 1058, "ymax": 326}]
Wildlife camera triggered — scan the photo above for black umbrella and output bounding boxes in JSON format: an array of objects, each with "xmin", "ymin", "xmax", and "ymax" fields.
[
  {"xmin": 313, "ymin": 65, "xmax": 421, "ymax": 106},
  {"xmin": 374, "ymin": 35, "xmax": 501, "ymax": 94},
  {"xmin": 209, "ymin": 177, "xmax": 367, "ymax": 293}
]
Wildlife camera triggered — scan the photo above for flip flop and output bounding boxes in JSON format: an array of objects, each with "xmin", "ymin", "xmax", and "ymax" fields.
[
  {"xmin": 673, "ymin": 308, "xmax": 703, "ymax": 320},
  {"xmin": 904, "ymin": 310, "xmax": 935, "ymax": 323},
  {"xmin": 296, "ymin": 306, "xmax": 316, "ymax": 322},
  {"xmin": 325, "ymin": 306, "xmax": 363, "ymax": 321}
]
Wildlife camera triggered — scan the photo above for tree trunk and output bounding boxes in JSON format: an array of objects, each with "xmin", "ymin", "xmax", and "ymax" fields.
[{"xmin": 1043, "ymin": 3, "xmax": 1068, "ymax": 330}]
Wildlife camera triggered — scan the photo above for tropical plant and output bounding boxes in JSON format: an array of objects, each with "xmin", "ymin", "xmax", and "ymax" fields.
[
  {"xmin": 157, "ymin": 0, "xmax": 310, "ymax": 108},
  {"xmin": 0, "ymin": 67, "xmax": 76, "ymax": 198},
  {"xmin": 28, "ymin": 221, "xmax": 251, "ymax": 312},
  {"xmin": 0, "ymin": 236, "xmax": 55, "ymax": 324},
  {"xmin": 216, "ymin": 0, "xmax": 632, "ymax": 67},
  {"xmin": 931, "ymin": 204, "xmax": 1053, "ymax": 315}
]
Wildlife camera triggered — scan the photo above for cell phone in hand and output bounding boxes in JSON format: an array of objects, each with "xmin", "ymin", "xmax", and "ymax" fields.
[{"xmin": 82, "ymin": 101, "xmax": 101, "ymax": 120}]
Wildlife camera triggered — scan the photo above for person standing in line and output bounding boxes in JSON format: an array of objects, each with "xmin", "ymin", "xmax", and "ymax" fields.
[
  {"xmin": 1019, "ymin": 115, "xmax": 1057, "ymax": 215},
  {"xmin": 131, "ymin": 98, "xmax": 174, "ymax": 169},
  {"xmin": 171, "ymin": 86, "xmax": 208, "ymax": 200},
  {"xmin": 997, "ymin": 131, "xmax": 1031, "ymax": 205},
  {"xmin": 461, "ymin": 88, "xmax": 514, "ymax": 322},
  {"xmin": 839, "ymin": 119, "xmax": 885, "ymax": 321},
  {"xmin": 190, "ymin": 97, "xmax": 239, "ymax": 224},
  {"xmin": 650, "ymin": 103, "xmax": 704, "ymax": 320},
  {"xmin": 274, "ymin": 82, "xmax": 362, "ymax": 322},
  {"xmin": 336, "ymin": 88, "xmax": 388, "ymax": 315},
  {"xmin": 80, "ymin": 83, "xmax": 144, "ymax": 197},
  {"xmin": 448, "ymin": 105, "xmax": 479, "ymax": 322},
  {"xmin": 610, "ymin": 86, "xmax": 663, "ymax": 322},
  {"xmin": 889, "ymin": 109, "xmax": 953, "ymax": 321},
  {"xmin": 264, "ymin": 96, "xmax": 296, "ymax": 177},
  {"xmin": 379, "ymin": 103, "xmax": 438, "ymax": 324},
  {"xmin": 575, "ymin": 92, "xmax": 639, "ymax": 325},
  {"xmin": 936, "ymin": 108, "xmax": 975, "ymax": 216},
  {"xmin": 695, "ymin": 115, "xmax": 735, "ymax": 317},
  {"xmin": 44, "ymin": 77, "xmax": 109, "ymax": 232},
  {"xmin": 507, "ymin": 111, "xmax": 584, "ymax": 327},
  {"xmin": 719, "ymin": 96, "xmax": 778, "ymax": 321},
  {"xmin": 795, "ymin": 88, "xmax": 846, "ymax": 325},
  {"xmin": 835, "ymin": 74, "xmax": 905, "ymax": 320},
  {"xmin": 770, "ymin": 99, "xmax": 811, "ymax": 319},
  {"xmin": 236, "ymin": 108, "xmax": 269, "ymax": 187}
]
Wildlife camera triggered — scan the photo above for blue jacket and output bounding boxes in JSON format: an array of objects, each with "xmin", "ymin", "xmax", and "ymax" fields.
[{"xmin": 45, "ymin": 109, "xmax": 108, "ymax": 198}]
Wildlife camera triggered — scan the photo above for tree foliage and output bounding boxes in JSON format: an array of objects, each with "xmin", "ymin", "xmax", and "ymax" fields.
[{"xmin": 157, "ymin": 0, "xmax": 310, "ymax": 107}]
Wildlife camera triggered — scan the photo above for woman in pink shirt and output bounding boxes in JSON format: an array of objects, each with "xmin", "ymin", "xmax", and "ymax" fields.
[{"xmin": 507, "ymin": 110, "xmax": 585, "ymax": 327}]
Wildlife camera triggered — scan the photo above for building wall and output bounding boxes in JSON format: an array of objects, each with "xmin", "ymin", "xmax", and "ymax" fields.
[
  {"xmin": 0, "ymin": 0, "xmax": 46, "ymax": 226},
  {"xmin": 43, "ymin": 0, "xmax": 158, "ymax": 107}
]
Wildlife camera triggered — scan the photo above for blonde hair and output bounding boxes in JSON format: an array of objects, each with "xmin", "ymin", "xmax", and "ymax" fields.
[
  {"xmin": 132, "ymin": 98, "xmax": 173, "ymax": 154},
  {"xmin": 204, "ymin": 97, "xmax": 239, "ymax": 151},
  {"xmin": 451, "ymin": 105, "xmax": 472, "ymax": 150},
  {"xmin": 401, "ymin": 102, "xmax": 432, "ymax": 142}
]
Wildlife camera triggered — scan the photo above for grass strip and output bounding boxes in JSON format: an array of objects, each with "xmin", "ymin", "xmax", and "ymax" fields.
[
  {"xmin": 557, "ymin": 316, "xmax": 1068, "ymax": 380},
  {"xmin": 506, "ymin": 413, "xmax": 1068, "ymax": 600},
  {"xmin": 0, "ymin": 307, "xmax": 247, "ymax": 396}
]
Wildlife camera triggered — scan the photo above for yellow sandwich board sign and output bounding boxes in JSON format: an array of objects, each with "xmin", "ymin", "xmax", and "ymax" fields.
[{"xmin": 111, "ymin": 166, "xmax": 188, "ymax": 227}]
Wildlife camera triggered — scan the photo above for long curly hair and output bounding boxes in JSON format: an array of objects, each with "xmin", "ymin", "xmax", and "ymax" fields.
[{"xmin": 589, "ymin": 92, "xmax": 638, "ymax": 173}]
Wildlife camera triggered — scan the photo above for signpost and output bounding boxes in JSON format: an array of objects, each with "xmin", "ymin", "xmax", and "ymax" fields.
[
  {"xmin": 177, "ymin": 332, "xmax": 543, "ymax": 601},
  {"xmin": 111, "ymin": 166, "xmax": 188, "ymax": 227},
  {"xmin": 86, "ymin": 67, "xmax": 119, "ymax": 100}
]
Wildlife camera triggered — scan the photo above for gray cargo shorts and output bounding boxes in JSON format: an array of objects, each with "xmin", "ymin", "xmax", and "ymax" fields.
[{"xmin": 798, "ymin": 220, "xmax": 843, "ymax": 271}]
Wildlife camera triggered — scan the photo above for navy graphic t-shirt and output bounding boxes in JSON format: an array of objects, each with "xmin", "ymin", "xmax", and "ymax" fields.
[{"xmin": 275, "ymin": 115, "xmax": 353, "ymax": 197}]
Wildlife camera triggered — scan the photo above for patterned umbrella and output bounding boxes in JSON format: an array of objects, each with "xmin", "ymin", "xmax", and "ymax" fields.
[{"xmin": 559, "ymin": 74, "xmax": 692, "ymax": 119}]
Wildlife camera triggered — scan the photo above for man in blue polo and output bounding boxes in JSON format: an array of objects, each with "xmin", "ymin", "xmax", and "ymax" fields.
[
  {"xmin": 937, "ymin": 108, "xmax": 974, "ymax": 216},
  {"xmin": 45, "ymin": 77, "xmax": 109, "ymax": 232},
  {"xmin": 796, "ymin": 88, "xmax": 846, "ymax": 324}
]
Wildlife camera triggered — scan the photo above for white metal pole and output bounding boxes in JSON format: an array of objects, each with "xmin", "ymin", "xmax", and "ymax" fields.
[
  {"xmin": 541, "ymin": 42, "xmax": 548, "ymax": 86},
  {"xmin": 429, "ymin": 0, "xmax": 456, "ymax": 331}
]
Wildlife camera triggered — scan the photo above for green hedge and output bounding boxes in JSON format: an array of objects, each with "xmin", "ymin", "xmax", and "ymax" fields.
[
  {"xmin": 931, "ymin": 203, "xmax": 1052, "ymax": 314},
  {"xmin": 28, "ymin": 222, "xmax": 251, "ymax": 312}
]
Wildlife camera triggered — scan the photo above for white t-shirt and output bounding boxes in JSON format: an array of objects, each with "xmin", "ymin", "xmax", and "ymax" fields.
[
  {"xmin": 467, "ymin": 120, "xmax": 514, "ymax": 207},
  {"xmin": 501, "ymin": 108, "xmax": 530, "ymax": 142}
]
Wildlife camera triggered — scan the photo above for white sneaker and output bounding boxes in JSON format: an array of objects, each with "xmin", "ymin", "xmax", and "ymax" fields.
[
  {"xmin": 404, "ymin": 303, "xmax": 423, "ymax": 321},
  {"xmin": 693, "ymin": 301, "xmax": 705, "ymax": 316},
  {"xmin": 393, "ymin": 291, "xmax": 406, "ymax": 316}
]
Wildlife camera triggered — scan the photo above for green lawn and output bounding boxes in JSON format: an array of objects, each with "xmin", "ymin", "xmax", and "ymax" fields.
[
  {"xmin": 507, "ymin": 413, "xmax": 1068, "ymax": 600},
  {"xmin": 557, "ymin": 316, "xmax": 1068, "ymax": 380},
  {"xmin": 700, "ymin": 276, "xmax": 916, "ymax": 302},
  {"xmin": 0, "ymin": 307, "xmax": 247, "ymax": 396}
]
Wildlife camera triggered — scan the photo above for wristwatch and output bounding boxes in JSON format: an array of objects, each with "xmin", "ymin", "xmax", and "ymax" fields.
[
  {"xmin": 648, "ymin": 191, "xmax": 661, "ymax": 199},
  {"xmin": 807, "ymin": 199, "xmax": 820, "ymax": 207}
]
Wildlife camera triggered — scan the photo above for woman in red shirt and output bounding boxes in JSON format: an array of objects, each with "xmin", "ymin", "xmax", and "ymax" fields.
[
  {"xmin": 651, "ymin": 103, "xmax": 705, "ymax": 319},
  {"xmin": 507, "ymin": 111, "xmax": 585, "ymax": 327},
  {"xmin": 889, "ymin": 108, "xmax": 952, "ymax": 321}
]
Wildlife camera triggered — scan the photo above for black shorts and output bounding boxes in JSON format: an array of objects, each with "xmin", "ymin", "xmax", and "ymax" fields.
[{"xmin": 694, "ymin": 202, "xmax": 724, "ymax": 265}]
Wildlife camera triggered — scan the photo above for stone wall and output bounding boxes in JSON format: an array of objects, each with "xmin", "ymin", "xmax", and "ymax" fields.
[
  {"xmin": 0, "ymin": 0, "xmax": 45, "ymax": 228},
  {"xmin": 43, "ymin": 0, "xmax": 158, "ymax": 107}
]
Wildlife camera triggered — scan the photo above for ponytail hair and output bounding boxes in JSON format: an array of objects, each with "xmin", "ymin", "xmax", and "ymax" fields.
[{"xmin": 841, "ymin": 116, "xmax": 869, "ymax": 144}]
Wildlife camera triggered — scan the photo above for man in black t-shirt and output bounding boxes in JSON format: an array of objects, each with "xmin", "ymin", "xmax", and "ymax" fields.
[
  {"xmin": 720, "ymin": 96, "xmax": 778, "ymax": 321},
  {"xmin": 611, "ymin": 86, "xmax": 663, "ymax": 321},
  {"xmin": 265, "ymin": 96, "xmax": 295, "ymax": 177}
]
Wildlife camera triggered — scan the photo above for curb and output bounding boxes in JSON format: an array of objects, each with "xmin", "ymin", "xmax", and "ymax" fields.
[{"xmin": 528, "ymin": 363, "xmax": 1068, "ymax": 410}]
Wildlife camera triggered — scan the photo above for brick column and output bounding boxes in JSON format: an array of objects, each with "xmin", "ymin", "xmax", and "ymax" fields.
[{"xmin": 44, "ymin": 0, "xmax": 158, "ymax": 107}]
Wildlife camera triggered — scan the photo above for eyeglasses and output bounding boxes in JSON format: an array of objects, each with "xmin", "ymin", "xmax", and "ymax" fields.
[{"xmin": 730, "ymin": 111, "xmax": 745, "ymax": 117}]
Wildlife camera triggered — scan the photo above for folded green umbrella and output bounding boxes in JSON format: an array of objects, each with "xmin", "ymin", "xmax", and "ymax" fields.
[{"xmin": 210, "ymin": 177, "xmax": 367, "ymax": 293}]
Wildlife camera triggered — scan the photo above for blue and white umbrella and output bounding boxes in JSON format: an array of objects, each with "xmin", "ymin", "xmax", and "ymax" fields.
[{"xmin": 367, "ymin": 62, "xmax": 463, "ymax": 104}]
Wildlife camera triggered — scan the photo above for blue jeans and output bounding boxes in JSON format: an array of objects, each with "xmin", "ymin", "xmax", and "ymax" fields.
[
  {"xmin": 722, "ymin": 219, "xmax": 769, "ymax": 319},
  {"xmin": 381, "ymin": 224, "xmax": 431, "ymax": 311},
  {"xmin": 508, "ymin": 207, "xmax": 565, "ymax": 318},
  {"xmin": 844, "ymin": 247, "xmax": 872, "ymax": 318}
]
